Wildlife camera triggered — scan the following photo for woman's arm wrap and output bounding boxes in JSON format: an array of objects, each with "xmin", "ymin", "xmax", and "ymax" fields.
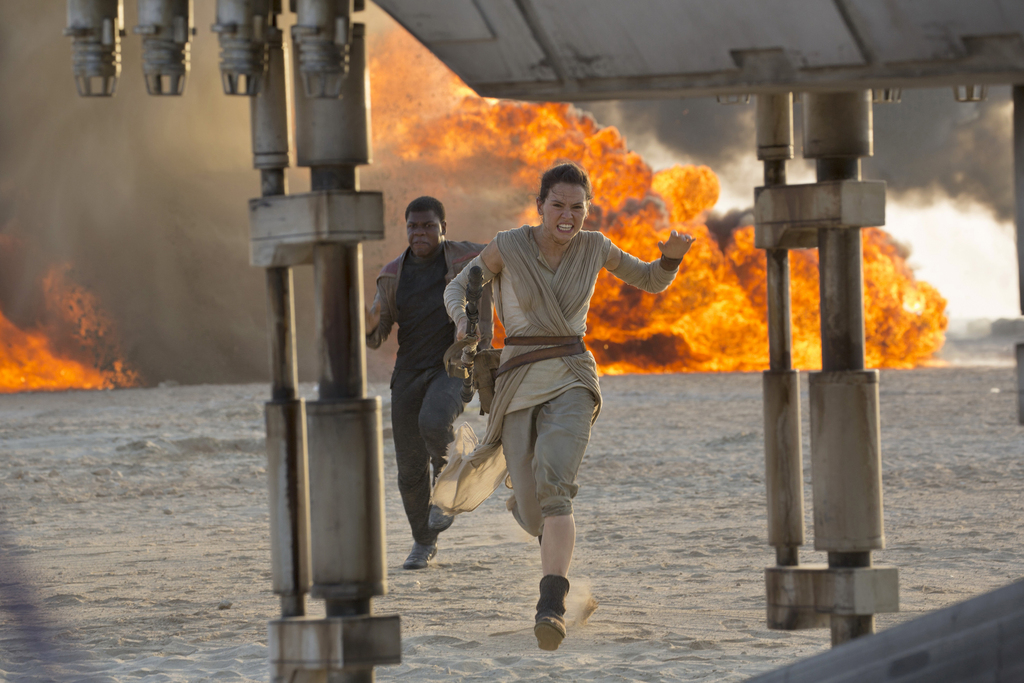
[
  {"xmin": 610, "ymin": 250, "xmax": 678, "ymax": 293},
  {"xmin": 445, "ymin": 255, "xmax": 496, "ymax": 327}
]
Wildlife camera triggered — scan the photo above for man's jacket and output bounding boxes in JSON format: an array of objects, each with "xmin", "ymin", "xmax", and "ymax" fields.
[{"xmin": 367, "ymin": 239, "xmax": 494, "ymax": 350}]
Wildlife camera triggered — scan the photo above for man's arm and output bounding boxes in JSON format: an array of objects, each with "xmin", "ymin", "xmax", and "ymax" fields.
[{"xmin": 365, "ymin": 278, "xmax": 394, "ymax": 349}]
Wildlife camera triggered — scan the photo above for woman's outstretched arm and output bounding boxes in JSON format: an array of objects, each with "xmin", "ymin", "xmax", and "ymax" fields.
[{"xmin": 604, "ymin": 230, "xmax": 695, "ymax": 293}]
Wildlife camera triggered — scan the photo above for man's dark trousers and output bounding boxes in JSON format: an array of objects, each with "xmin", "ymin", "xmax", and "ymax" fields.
[{"xmin": 391, "ymin": 366, "xmax": 465, "ymax": 546}]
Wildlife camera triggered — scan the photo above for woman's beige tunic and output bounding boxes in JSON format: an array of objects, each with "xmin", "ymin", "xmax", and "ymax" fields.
[{"xmin": 432, "ymin": 225, "xmax": 611, "ymax": 514}]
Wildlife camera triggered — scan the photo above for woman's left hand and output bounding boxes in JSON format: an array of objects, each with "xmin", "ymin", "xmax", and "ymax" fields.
[{"xmin": 658, "ymin": 230, "xmax": 695, "ymax": 259}]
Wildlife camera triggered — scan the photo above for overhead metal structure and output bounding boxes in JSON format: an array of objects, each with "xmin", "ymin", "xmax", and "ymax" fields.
[{"xmin": 374, "ymin": 0, "xmax": 1024, "ymax": 101}]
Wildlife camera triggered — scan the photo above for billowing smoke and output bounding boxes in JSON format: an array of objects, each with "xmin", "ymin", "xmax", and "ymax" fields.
[
  {"xmin": 581, "ymin": 89, "xmax": 1015, "ymax": 224},
  {"xmin": 0, "ymin": 2, "xmax": 277, "ymax": 385},
  {"xmin": 704, "ymin": 208, "xmax": 754, "ymax": 252},
  {"xmin": 0, "ymin": 3, "xmax": 540, "ymax": 386},
  {"xmin": 581, "ymin": 89, "xmax": 1019, "ymax": 323}
]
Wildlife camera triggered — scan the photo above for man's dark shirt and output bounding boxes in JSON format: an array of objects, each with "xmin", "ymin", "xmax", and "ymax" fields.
[{"xmin": 395, "ymin": 246, "xmax": 455, "ymax": 371}]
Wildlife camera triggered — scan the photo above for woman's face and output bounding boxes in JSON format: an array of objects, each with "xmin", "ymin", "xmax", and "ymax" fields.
[{"xmin": 536, "ymin": 182, "xmax": 589, "ymax": 246}]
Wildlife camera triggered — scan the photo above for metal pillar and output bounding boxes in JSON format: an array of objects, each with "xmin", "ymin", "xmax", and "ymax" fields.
[
  {"xmin": 756, "ymin": 92, "xmax": 897, "ymax": 645},
  {"xmin": 257, "ymin": 14, "xmax": 397, "ymax": 682},
  {"xmin": 1013, "ymin": 86, "xmax": 1024, "ymax": 425},
  {"xmin": 805, "ymin": 91, "xmax": 881, "ymax": 646},
  {"xmin": 254, "ymin": 19, "xmax": 312, "ymax": 621},
  {"xmin": 220, "ymin": 3, "xmax": 398, "ymax": 678},
  {"xmin": 758, "ymin": 94, "xmax": 806, "ymax": 572}
]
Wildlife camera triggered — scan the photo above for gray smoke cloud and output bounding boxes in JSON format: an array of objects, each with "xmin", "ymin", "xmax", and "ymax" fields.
[
  {"xmin": 0, "ymin": 2, "xmax": 281, "ymax": 386},
  {"xmin": 581, "ymin": 88, "xmax": 1015, "ymax": 223}
]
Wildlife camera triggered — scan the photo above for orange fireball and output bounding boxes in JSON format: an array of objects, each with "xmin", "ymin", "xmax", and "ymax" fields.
[{"xmin": 368, "ymin": 25, "xmax": 947, "ymax": 373}]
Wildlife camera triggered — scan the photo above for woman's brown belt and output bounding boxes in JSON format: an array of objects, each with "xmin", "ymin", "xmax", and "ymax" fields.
[{"xmin": 494, "ymin": 336, "xmax": 586, "ymax": 378}]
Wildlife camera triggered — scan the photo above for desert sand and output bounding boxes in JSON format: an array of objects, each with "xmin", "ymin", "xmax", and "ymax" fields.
[{"xmin": 1, "ymin": 366, "xmax": 1022, "ymax": 682}]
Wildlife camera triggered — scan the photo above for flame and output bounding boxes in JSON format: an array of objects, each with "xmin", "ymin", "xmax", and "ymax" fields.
[
  {"xmin": 0, "ymin": 263, "xmax": 139, "ymax": 393},
  {"xmin": 368, "ymin": 25, "xmax": 948, "ymax": 373}
]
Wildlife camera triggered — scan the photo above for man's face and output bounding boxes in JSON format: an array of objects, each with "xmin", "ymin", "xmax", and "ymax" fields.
[{"xmin": 406, "ymin": 210, "xmax": 445, "ymax": 258}]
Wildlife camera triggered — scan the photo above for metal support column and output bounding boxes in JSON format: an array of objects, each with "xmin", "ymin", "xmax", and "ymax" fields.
[
  {"xmin": 257, "ymin": 13, "xmax": 399, "ymax": 682},
  {"xmin": 758, "ymin": 93, "xmax": 826, "ymax": 631},
  {"xmin": 758, "ymin": 94, "xmax": 805, "ymax": 569},
  {"xmin": 806, "ymin": 91, "xmax": 881, "ymax": 646},
  {"xmin": 1013, "ymin": 86, "xmax": 1024, "ymax": 425},
  {"xmin": 756, "ymin": 91, "xmax": 898, "ymax": 645},
  {"xmin": 229, "ymin": 4, "xmax": 313, "ymax": 622}
]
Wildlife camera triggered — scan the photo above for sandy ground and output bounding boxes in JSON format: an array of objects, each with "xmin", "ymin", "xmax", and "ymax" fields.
[{"xmin": 1, "ymin": 367, "xmax": 1022, "ymax": 682}]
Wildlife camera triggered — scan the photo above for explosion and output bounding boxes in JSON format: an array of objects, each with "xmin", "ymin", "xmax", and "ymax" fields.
[
  {"xmin": 0, "ymin": 20, "xmax": 946, "ymax": 392},
  {"xmin": 368, "ymin": 26, "xmax": 947, "ymax": 373},
  {"xmin": 0, "ymin": 257, "xmax": 138, "ymax": 393}
]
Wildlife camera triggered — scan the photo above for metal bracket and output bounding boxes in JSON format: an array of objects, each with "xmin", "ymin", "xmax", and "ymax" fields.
[
  {"xmin": 269, "ymin": 615, "xmax": 401, "ymax": 674},
  {"xmin": 754, "ymin": 180, "xmax": 886, "ymax": 249},
  {"xmin": 766, "ymin": 564, "xmax": 899, "ymax": 630},
  {"xmin": 249, "ymin": 190, "xmax": 385, "ymax": 267}
]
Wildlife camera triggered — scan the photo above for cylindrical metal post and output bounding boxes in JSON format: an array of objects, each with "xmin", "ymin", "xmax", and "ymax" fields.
[
  {"xmin": 294, "ymin": 22, "xmax": 372, "ymax": 168},
  {"xmin": 252, "ymin": 23, "xmax": 290, "ymax": 171},
  {"xmin": 757, "ymin": 93, "xmax": 794, "ymax": 163},
  {"xmin": 766, "ymin": 249, "xmax": 792, "ymax": 372},
  {"xmin": 306, "ymin": 399, "xmax": 386, "ymax": 600},
  {"xmin": 802, "ymin": 91, "xmax": 873, "ymax": 160},
  {"xmin": 266, "ymin": 397, "xmax": 310, "ymax": 617},
  {"xmin": 254, "ymin": 19, "xmax": 310, "ymax": 619},
  {"xmin": 809, "ymin": 371, "xmax": 884, "ymax": 553},
  {"xmin": 266, "ymin": 265, "xmax": 297, "ymax": 399},
  {"xmin": 296, "ymin": 23, "xmax": 386, "ymax": 680},
  {"xmin": 805, "ymin": 91, "xmax": 877, "ymax": 644},
  {"xmin": 1012, "ymin": 87, "xmax": 1024, "ymax": 424},
  {"xmin": 763, "ymin": 369, "xmax": 803, "ymax": 561},
  {"xmin": 308, "ymin": 234, "xmax": 379, "ymax": 683},
  {"xmin": 818, "ymin": 228, "xmax": 866, "ymax": 372},
  {"xmin": 314, "ymin": 241, "xmax": 367, "ymax": 400},
  {"xmin": 757, "ymin": 93, "xmax": 803, "ymax": 570}
]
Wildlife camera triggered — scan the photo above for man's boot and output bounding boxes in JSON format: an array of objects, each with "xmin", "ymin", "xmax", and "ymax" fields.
[
  {"xmin": 427, "ymin": 504, "xmax": 455, "ymax": 533},
  {"xmin": 403, "ymin": 541, "xmax": 437, "ymax": 570},
  {"xmin": 534, "ymin": 574, "xmax": 570, "ymax": 651}
]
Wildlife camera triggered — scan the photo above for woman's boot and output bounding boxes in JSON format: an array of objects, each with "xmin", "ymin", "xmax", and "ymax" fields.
[{"xmin": 534, "ymin": 574, "xmax": 570, "ymax": 651}]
